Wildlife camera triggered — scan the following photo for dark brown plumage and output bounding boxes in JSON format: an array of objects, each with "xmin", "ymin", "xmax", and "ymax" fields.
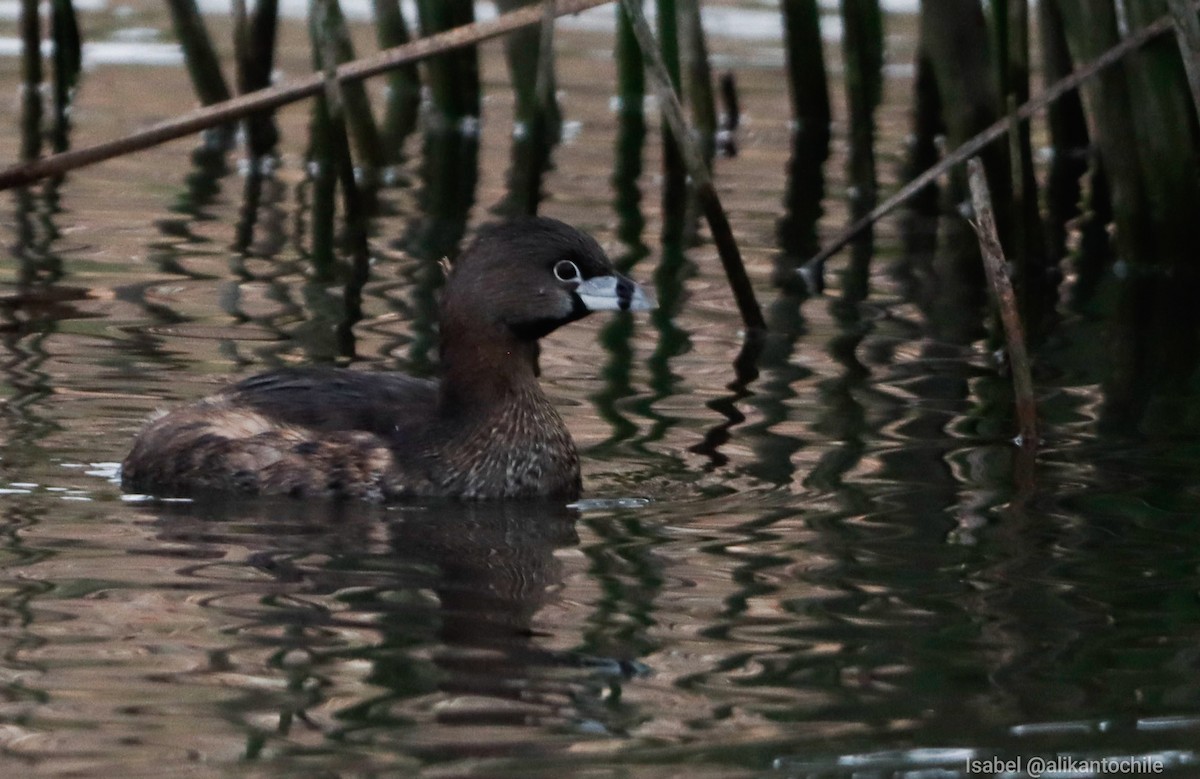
[{"xmin": 121, "ymin": 218, "xmax": 654, "ymax": 501}]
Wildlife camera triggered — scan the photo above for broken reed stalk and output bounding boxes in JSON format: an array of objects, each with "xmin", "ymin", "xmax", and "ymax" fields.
[
  {"xmin": 0, "ymin": 0, "xmax": 612, "ymax": 191},
  {"xmin": 1168, "ymin": 0, "xmax": 1200, "ymax": 128},
  {"xmin": 803, "ymin": 4, "xmax": 1188, "ymax": 276},
  {"xmin": 967, "ymin": 158, "xmax": 1037, "ymax": 447},
  {"xmin": 617, "ymin": 0, "xmax": 766, "ymax": 331}
]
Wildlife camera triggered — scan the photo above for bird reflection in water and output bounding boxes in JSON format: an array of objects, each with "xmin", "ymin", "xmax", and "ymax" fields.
[{"xmin": 141, "ymin": 498, "xmax": 644, "ymax": 766}]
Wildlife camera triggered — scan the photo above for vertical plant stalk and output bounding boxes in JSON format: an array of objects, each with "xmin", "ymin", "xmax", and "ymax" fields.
[
  {"xmin": 613, "ymin": 1, "xmax": 647, "ymax": 250},
  {"xmin": 535, "ymin": 0, "xmax": 559, "ymax": 126},
  {"xmin": 306, "ymin": 94, "xmax": 337, "ymax": 279},
  {"xmin": 654, "ymin": 0, "xmax": 687, "ymax": 243},
  {"xmin": 313, "ymin": 0, "xmax": 371, "ymax": 355},
  {"xmin": 495, "ymin": 0, "xmax": 561, "ymax": 216},
  {"xmin": 837, "ymin": 0, "xmax": 881, "ymax": 299},
  {"xmin": 967, "ymin": 158, "xmax": 1037, "ymax": 447},
  {"xmin": 679, "ymin": 0, "xmax": 717, "ymax": 166},
  {"xmin": 781, "ymin": 0, "xmax": 830, "ymax": 142},
  {"xmin": 1004, "ymin": 0, "xmax": 1049, "ymax": 329},
  {"xmin": 165, "ymin": 0, "xmax": 233, "ymax": 106},
  {"xmin": 616, "ymin": 1, "xmax": 645, "ymax": 113},
  {"xmin": 19, "ymin": 0, "xmax": 43, "ymax": 162},
  {"xmin": 310, "ymin": 0, "xmax": 385, "ymax": 188},
  {"xmin": 496, "ymin": 0, "xmax": 562, "ymax": 140},
  {"xmin": 619, "ymin": 0, "xmax": 765, "ymax": 331},
  {"xmin": 49, "ymin": 0, "xmax": 81, "ymax": 154},
  {"xmin": 803, "ymin": 5, "xmax": 1182, "ymax": 272},
  {"xmin": 373, "ymin": 0, "xmax": 421, "ymax": 158},
  {"xmin": 1168, "ymin": 0, "xmax": 1200, "ymax": 126},
  {"xmin": 779, "ymin": 0, "xmax": 831, "ymax": 272},
  {"xmin": 234, "ymin": 0, "xmax": 280, "ymax": 157},
  {"xmin": 415, "ymin": 0, "xmax": 481, "ymax": 125},
  {"xmin": 1037, "ymin": 0, "xmax": 1089, "ymax": 266},
  {"xmin": 838, "ymin": 0, "xmax": 881, "ymax": 220}
]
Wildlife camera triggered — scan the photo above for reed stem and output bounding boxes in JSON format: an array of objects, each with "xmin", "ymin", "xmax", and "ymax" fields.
[
  {"xmin": 803, "ymin": 6, "xmax": 1182, "ymax": 272},
  {"xmin": 1168, "ymin": 0, "xmax": 1200, "ymax": 127},
  {"xmin": 234, "ymin": 0, "xmax": 280, "ymax": 157},
  {"xmin": 967, "ymin": 157, "xmax": 1037, "ymax": 447},
  {"xmin": 618, "ymin": 0, "xmax": 765, "ymax": 331},
  {"xmin": 415, "ymin": 0, "xmax": 480, "ymax": 125},
  {"xmin": 19, "ymin": 0, "xmax": 42, "ymax": 162},
  {"xmin": 373, "ymin": 0, "xmax": 421, "ymax": 157},
  {"xmin": 165, "ymin": 0, "xmax": 232, "ymax": 106},
  {"xmin": 50, "ymin": 0, "xmax": 81, "ymax": 154}
]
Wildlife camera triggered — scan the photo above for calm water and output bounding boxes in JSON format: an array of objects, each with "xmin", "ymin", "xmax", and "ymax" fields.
[{"xmin": 2, "ymin": 3, "xmax": 1200, "ymax": 777}]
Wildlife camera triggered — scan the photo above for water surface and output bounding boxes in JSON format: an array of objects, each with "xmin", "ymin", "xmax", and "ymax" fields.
[{"xmin": 2, "ymin": 2, "xmax": 1200, "ymax": 777}]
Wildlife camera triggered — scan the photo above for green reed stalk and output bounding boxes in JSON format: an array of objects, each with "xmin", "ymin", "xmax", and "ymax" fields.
[
  {"xmin": 19, "ymin": 0, "xmax": 43, "ymax": 162},
  {"xmin": 372, "ymin": 0, "xmax": 421, "ymax": 158},
  {"xmin": 616, "ymin": 2, "xmax": 645, "ymax": 114},
  {"xmin": 415, "ymin": 0, "xmax": 481, "ymax": 125},
  {"xmin": 1168, "ymin": 0, "xmax": 1200, "ymax": 125},
  {"xmin": 778, "ymin": 0, "xmax": 830, "ymax": 279},
  {"xmin": 165, "ymin": 0, "xmax": 232, "ymax": 106},
  {"xmin": 50, "ymin": 0, "xmax": 81, "ymax": 154},
  {"xmin": 613, "ymin": 2, "xmax": 647, "ymax": 253},
  {"xmin": 1122, "ymin": 0, "xmax": 1200, "ymax": 262},
  {"xmin": 497, "ymin": 0, "xmax": 562, "ymax": 140},
  {"xmin": 495, "ymin": 0, "xmax": 561, "ymax": 216},
  {"xmin": 679, "ymin": 0, "xmax": 716, "ymax": 167},
  {"xmin": 308, "ymin": 0, "xmax": 384, "ymax": 192},
  {"xmin": 780, "ymin": 0, "xmax": 829, "ymax": 146},
  {"xmin": 619, "ymin": 0, "xmax": 766, "ymax": 331},
  {"xmin": 306, "ymin": 95, "xmax": 337, "ymax": 279},
  {"xmin": 234, "ymin": 0, "xmax": 280, "ymax": 157},
  {"xmin": 1000, "ymin": 0, "xmax": 1049, "ymax": 327},
  {"xmin": 654, "ymin": 0, "xmax": 687, "ymax": 243},
  {"xmin": 308, "ymin": 0, "xmax": 372, "ymax": 290},
  {"xmin": 839, "ymin": 0, "xmax": 881, "ymax": 224},
  {"xmin": 1037, "ymin": 0, "xmax": 1090, "ymax": 264}
]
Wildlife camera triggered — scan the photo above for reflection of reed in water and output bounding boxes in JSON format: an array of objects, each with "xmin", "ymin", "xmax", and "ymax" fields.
[
  {"xmin": 4, "ymin": 185, "xmax": 65, "ymax": 455},
  {"xmin": 144, "ymin": 499, "xmax": 642, "ymax": 763},
  {"xmin": 591, "ymin": 76, "xmax": 649, "ymax": 453}
]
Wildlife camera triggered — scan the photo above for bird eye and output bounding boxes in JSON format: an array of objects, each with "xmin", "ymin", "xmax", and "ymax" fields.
[{"xmin": 553, "ymin": 260, "xmax": 582, "ymax": 283}]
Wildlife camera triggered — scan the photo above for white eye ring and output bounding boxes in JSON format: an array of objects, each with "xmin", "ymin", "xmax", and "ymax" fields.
[{"xmin": 553, "ymin": 260, "xmax": 582, "ymax": 283}]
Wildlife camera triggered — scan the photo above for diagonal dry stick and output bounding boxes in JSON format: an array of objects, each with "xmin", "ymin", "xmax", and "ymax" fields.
[
  {"xmin": 618, "ymin": 0, "xmax": 765, "ymax": 331},
  {"xmin": 967, "ymin": 157, "xmax": 1037, "ymax": 447},
  {"xmin": 801, "ymin": 7, "xmax": 1183, "ymax": 283},
  {"xmin": 0, "ymin": 0, "xmax": 611, "ymax": 191}
]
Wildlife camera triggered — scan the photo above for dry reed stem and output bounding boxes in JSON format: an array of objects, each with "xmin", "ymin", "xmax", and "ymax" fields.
[
  {"xmin": 967, "ymin": 157, "xmax": 1037, "ymax": 447},
  {"xmin": 0, "ymin": 0, "xmax": 610, "ymax": 191},
  {"xmin": 618, "ymin": 0, "xmax": 765, "ymax": 331}
]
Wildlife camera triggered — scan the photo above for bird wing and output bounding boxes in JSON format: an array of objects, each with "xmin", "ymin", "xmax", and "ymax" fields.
[{"xmin": 223, "ymin": 366, "xmax": 439, "ymax": 438}]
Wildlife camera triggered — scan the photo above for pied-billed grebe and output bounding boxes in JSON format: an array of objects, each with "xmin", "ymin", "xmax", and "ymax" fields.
[{"xmin": 122, "ymin": 218, "xmax": 655, "ymax": 501}]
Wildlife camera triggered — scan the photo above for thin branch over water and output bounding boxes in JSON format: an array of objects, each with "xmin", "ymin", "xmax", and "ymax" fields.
[{"xmin": 0, "ymin": 0, "xmax": 611, "ymax": 191}]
